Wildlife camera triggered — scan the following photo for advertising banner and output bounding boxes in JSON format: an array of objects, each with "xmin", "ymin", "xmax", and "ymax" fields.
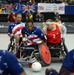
[{"xmin": 38, "ymin": 3, "xmax": 65, "ymax": 14}]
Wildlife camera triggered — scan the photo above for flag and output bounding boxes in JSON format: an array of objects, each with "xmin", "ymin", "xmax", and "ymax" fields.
[
  {"xmin": 13, "ymin": 3, "xmax": 22, "ymax": 14},
  {"xmin": 22, "ymin": 4, "xmax": 38, "ymax": 14},
  {"xmin": 2, "ymin": 4, "xmax": 13, "ymax": 9}
]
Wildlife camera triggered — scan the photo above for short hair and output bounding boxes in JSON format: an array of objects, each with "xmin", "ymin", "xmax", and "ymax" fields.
[
  {"xmin": 46, "ymin": 19, "xmax": 53, "ymax": 22},
  {"xmin": 26, "ymin": 19, "xmax": 33, "ymax": 25},
  {"xmin": 16, "ymin": 13, "xmax": 22, "ymax": 16}
]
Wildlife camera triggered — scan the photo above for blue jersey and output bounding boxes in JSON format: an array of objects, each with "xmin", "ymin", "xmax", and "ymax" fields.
[
  {"xmin": 22, "ymin": 26, "xmax": 45, "ymax": 45},
  {"xmin": 63, "ymin": 49, "xmax": 74, "ymax": 74},
  {"xmin": 8, "ymin": 22, "xmax": 25, "ymax": 37},
  {"xmin": 0, "ymin": 50, "xmax": 24, "ymax": 75}
]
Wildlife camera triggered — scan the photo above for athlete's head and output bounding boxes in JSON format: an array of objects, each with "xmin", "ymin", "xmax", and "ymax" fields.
[
  {"xmin": 26, "ymin": 19, "xmax": 34, "ymax": 31},
  {"xmin": 46, "ymin": 19, "xmax": 54, "ymax": 30},
  {"xmin": 16, "ymin": 13, "xmax": 22, "ymax": 23}
]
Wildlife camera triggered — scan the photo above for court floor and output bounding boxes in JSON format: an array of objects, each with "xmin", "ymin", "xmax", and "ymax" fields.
[{"xmin": 0, "ymin": 34, "xmax": 74, "ymax": 75}]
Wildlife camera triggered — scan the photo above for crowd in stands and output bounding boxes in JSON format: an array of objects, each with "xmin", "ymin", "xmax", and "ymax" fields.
[
  {"xmin": 0, "ymin": 0, "xmax": 74, "ymax": 14},
  {"xmin": 0, "ymin": 0, "xmax": 74, "ymax": 5},
  {"xmin": 0, "ymin": 0, "xmax": 73, "ymax": 5},
  {"xmin": 0, "ymin": 0, "xmax": 74, "ymax": 13},
  {"xmin": 0, "ymin": 0, "xmax": 74, "ymax": 22},
  {"xmin": 0, "ymin": 0, "xmax": 74, "ymax": 4},
  {"xmin": 0, "ymin": 0, "xmax": 63, "ymax": 22}
]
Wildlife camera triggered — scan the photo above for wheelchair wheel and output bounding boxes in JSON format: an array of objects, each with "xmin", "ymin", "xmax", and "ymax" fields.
[
  {"xmin": 39, "ymin": 43, "xmax": 51, "ymax": 66},
  {"xmin": 62, "ymin": 38, "xmax": 68, "ymax": 54},
  {"xmin": 8, "ymin": 36, "xmax": 15, "ymax": 53},
  {"xmin": 63, "ymin": 42, "xmax": 68, "ymax": 54}
]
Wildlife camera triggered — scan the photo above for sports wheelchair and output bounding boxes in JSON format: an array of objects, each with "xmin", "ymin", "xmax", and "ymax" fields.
[
  {"xmin": 47, "ymin": 38, "xmax": 68, "ymax": 62},
  {"xmin": 8, "ymin": 37, "xmax": 51, "ymax": 66}
]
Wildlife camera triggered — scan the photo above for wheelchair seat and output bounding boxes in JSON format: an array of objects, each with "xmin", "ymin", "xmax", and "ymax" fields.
[{"xmin": 49, "ymin": 44, "xmax": 62, "ymax": 56}]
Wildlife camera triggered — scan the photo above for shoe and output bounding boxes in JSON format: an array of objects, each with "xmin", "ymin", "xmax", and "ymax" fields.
[{"xmin": 45, "ymin": 68, "xmax": 58, "ymax": 75}]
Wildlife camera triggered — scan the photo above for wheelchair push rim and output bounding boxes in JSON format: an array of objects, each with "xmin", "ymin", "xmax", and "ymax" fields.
[{"xmin": 39, "ymin": 43, "xmax": 51, "ymax": 65}]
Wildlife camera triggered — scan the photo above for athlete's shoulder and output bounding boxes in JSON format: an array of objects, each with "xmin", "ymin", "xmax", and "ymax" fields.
[
  {"xmin": 68, "ymin": 49, "xmax": 74, "ymax": 55},
  {"xmin": 0, "ymin": 50, "xmax": 6, "ymax": 53},
  {"xmin": 22, "ymin": 26, "xmax": 27, "ymax": 30},
  {"xmin": 33, "ymin": 26, "xmax": 39, "ymax": 31},
  {"xmin": 34, "ymin": 26, "xmax": 42, "ymax": 33},
  {"xmin": 20, "ymin": 22, "xmax": 25, "ymax": 24},
  {"xmin": 9, "ymin": 22, "xmax": 15, "ymax": 26},
  {"xmin": 34, "ymin": 26, "xmax": 41, "ymax": 30},
  {"xmin": 20, "ymin": 22, "xmax": 26, "ymax": 26},
  {"xmin": 64, "ymin": 49, "xmax": 74, "ymax": 59},
  {"xmin": 34, "ymin": 26, "xmax": 38, "ymax": 29},
  {"xmin": 0, "ymin": 50, "xmax": 8, "ymax": 56}
]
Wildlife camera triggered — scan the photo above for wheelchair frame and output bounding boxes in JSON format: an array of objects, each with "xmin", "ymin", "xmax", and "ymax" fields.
[
  {"xmin": 48, "ymin": 38, "xmax": 68, "ymax": 61},
  {"xmin": 17, "ymin": 42, "xmax": 51, "ymax": 66},
  {"xmin": 8, "ymin": 38, "xmax": 51, "ymax": 66}
]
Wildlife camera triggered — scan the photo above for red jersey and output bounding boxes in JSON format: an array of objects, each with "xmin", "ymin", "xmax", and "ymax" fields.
[{"xmin": 46, "ymin": 25, "xmax": 61, "ymax": 44}]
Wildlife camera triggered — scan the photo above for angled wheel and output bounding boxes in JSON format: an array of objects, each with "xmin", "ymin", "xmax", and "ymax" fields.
[
  {"xmin": 8, "ymin": 36, "xmax": 15, "ymax": 52},
  {"xmin": 39, "ymin": 43, "xmax": 51, "ymax": 66}
]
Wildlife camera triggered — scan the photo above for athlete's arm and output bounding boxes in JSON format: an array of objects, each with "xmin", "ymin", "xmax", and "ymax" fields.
[
  {"xmin": 8, "ymin": 24, "xmax": 13, "ymax": 37},
  {"xmin": 58, "ymin": 23, "xmax": 67, "ymax": 35},
  {"xmin": 21, "ymin": 27, "xmax": 25, "ymax": 37},
  {"xmin": 37, "ymin": 28, "xmax": 46, "ymax": 42},
  {"xmin": 58, "ymin": 66, "xmax": 71, "ymax": 75},
  {"xmin": 61, "ymin": 25, "xmax": 67, "ymax": 37}
]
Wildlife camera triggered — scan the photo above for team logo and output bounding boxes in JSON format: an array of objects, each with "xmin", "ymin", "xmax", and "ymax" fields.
[{"xmin": 13, "ymin": 3, "xmax": 19, "ymax": 11}]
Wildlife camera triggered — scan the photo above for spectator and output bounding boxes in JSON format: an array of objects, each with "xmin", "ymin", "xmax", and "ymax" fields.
[
  {"xmin": 0, "ymin": 50, "xmax": 26, "ymax": 75},
  {"xmin": 19, "ymin": 0, "xmax": 29, "ymax": 5},
  {"xmin": 62, "ymin": 0, "xmax": 68, "ymax": 5},
  {"xmin": 35, "ymin": 11, "xmax": 44, "ymax": 22},
  {"xmin": 68, "ymin": 0, "xmax": 74, "ymax": 5},
  {"xmin": 49, "ymin": 0, "xmax": 55, "ymax": 3},
  {"xmin": 2, "ymin": 8, "xmax": 6, "ymax": 14},
  {"xmin": 55, "ymin": 0, "xmax": 63, "ymax": 3},
  {"xmin": 26, "ymin": 10, "xmax": 33, "ymax": 21},
  {"xmin": 0, "ymin": 5, "xmax": 3, "ymax": 14},
  {"xmin": 32, "ymin": 0, "xmax": 42, "ymax": 4},
  {"xmin": 43, "ymin": 0, "xmax": 49, "ymax": 3},
  {"xmin": 54, "ymin": 12, "xmax": 61, "ymax": 22},
  {"xmin": 7, "ymin": 9, "xmax": 16, "ymax": 22}
]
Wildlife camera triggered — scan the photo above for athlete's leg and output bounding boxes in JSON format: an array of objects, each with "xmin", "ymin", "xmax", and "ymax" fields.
[{"xmin": 15, "ymin": 35, "xmax": 20, "ymax": 45}]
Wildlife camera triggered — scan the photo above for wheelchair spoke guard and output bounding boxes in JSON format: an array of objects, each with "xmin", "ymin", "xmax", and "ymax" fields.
[{"xmin": 39, "ymin": 43, "xmax": 51, "ymax": 65}]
